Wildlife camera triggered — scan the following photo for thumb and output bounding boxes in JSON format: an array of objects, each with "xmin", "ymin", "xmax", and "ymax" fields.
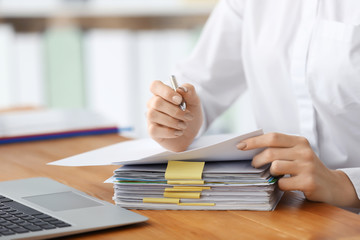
[{"xmin": 177, "ymin": 83, "xmax": 201, "ymax": 107}]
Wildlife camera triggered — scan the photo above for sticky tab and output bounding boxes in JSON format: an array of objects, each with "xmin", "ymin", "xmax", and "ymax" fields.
[
  {"xmin": 143, "ymin": 198, "xmax": 179, "ymax": 204},
  {"xmin": 165, "ymin": 161, "xmax": 205, "ymax": 180},
  {"xmin": 164, "ymin": 192, "xmax": 201, "ymax": 199},
  {"xmin": 178, "ymin": 203, "xmax": 215, "ymax": 206},
  {"xmin": 173, "ymin": 186, "xmax": 211, "ymax": 191},
  {"xmin": 165, "ymin": 186, "xmax": 211, "ymax": 192},
  {"xmin": 167, "ymin": 180, "xmax": 204, "ymax": 185}
]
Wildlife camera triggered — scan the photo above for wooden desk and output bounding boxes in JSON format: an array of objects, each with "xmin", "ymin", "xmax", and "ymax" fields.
[{"xmin": 1, "ymin": 134, "xmax": 360, "ymax": 240}]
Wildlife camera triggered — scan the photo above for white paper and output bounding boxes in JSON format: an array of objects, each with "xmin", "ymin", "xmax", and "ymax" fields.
[
  {"xmin": 49, "ymin": 129, "xmax": 263, "ymax": 166},
  {"xmin": 114, "ymin": 160, "xmax": 267, "ymax": 174}
]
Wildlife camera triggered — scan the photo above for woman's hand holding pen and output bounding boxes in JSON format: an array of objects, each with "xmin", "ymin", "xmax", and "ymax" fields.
[
  {"xmin": 147, "ymin": 80, "xmax": 203, "ymax": 152},
  {"xmin": 237, "ymin": 133, "xmax": 360, "ymax": 208}
]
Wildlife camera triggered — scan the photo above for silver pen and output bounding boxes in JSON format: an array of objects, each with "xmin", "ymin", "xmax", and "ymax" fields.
[{"xmin": 170, "ymin": 75, "xmax": 186, "ymax": 111}]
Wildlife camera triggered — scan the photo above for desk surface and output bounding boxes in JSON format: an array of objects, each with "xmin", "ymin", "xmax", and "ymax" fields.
[{"xmin": 1, "ymin": 134, "xmax": 360, "ymax": 240}]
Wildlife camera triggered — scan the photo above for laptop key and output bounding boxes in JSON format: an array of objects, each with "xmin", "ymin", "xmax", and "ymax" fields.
[
  {"xmin": 12, "ymin": 227, "xmax": 29, "ymax": 233},
  {"xmin": 55, "ymin": 223, "xmax": 71, "ymax": 228},
  {"xmin": 0, "ymin": 205, "xmax": 10, "ymax": 210},
  {"xmin": 33, "ymin": 221, "xmax": 48, "ymax": 226},
  {"xmin": 19, "ymin": 221, "xmax": 32, "ymax": 226},
  {"xmin": 0, "ymin": 197, "xmax": 13, "ymax": 203},
  {"xmin": 6, "ymin": 216, "xmax": 19, "ymax": 221},
  {"xmin": 1, "ymin": 230, "xmax": 16, "ymax": 235},
  {"xmin": 4, "ymin": 209, "xmax": 17, "ymax": 214},
  {"xmin": 11, "ymin": 219, "xmax": 26, "ymax": 224},
  {"xmin": 0, "ymin": 213, "xmax": 10, "ymax": 218},
  {"xmin": 16, "ymin": 213, "xmax": 29, "ymax": 219},
  {"xmin": 41, "ymin": 224, "xmax": 56, "ymax": 230},
  {"xmin": 1, "ymin": 221, "xmax": 13, "ymax": 227},
  {"xmin": 33, "ymin": 214, "xmax": 51, "ymax": 219},
  {"xmin": 49, "ymin": 219, "xmax": 64, "ymax": 223},
  {"xmin": 7, "ymin": 224, "xmax": 20, "ymax": 229},
  {"xmin": 23, "ymin": 224, "xmax": 42, "ymax": 231},
  {"xmin": 22, "ymin": 216, "xmax": 35, "ymax": 220},
  {"xmin": 42, "ymin": 217, "xmax": 58, "ymax": 222}
]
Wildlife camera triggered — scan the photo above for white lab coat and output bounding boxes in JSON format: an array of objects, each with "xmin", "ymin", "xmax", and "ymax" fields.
[{"xmin": 175, "ymin": 0, "xmax": 360, "ymax": 199}]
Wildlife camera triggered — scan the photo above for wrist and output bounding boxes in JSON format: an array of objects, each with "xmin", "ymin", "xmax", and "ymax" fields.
[{"xmin": 330, "ymin": 170, "xmax": 360, "ymax": 208}]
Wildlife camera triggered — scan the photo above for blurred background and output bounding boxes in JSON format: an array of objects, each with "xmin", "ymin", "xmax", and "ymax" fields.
[{"xmin": 0, "ymin": 0, "xmax": 254, "ymax": 139}]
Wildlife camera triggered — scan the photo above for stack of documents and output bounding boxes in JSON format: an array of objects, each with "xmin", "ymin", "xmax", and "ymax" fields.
[
  {"xmin": 108, "ymin": 160, "xmax": 281, "ymax": 210},
  {"xmin": 49, "ymin": 129, "xmax": 283, "ymax": 211},
  {"xmin": 0, "ymin": 109, "xmax": 120, "ymax": 144}
]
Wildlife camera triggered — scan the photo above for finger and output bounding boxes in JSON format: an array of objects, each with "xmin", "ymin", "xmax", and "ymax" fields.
[
  {"xmin": 177, "ymin": 83, "xmax": 201, "ymax": 107},
  {"xmin": 147, "ymin": 110, "xmax": 187, "ymax": 131},
  {"xmin": 147, "ymin": 96, "xmax": 194, "ymax": 122},
  {"xmin": 269, "ymin": 160, "xmax": 298, "ymax": 176},
  {"xmin": 150, "ymin": 80, "xmax": 184, "ymax": 106},
  {"xmin": 252, "ymin": 147, "xmax": 295, "ymax": 168},
  {"xmin": 238, "ymin": 132, "xmax": 304, "ymax": 150},
  {"xmin": 277, "ymin": 176, "xmax": 304, "ymax": 192},
  {"xmin": 147, "ymin": 122, "xmax": 183, "ymax": 139}
]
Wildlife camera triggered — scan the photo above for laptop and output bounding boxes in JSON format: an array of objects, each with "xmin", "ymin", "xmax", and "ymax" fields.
[{"xmin": 0, "ymin": 177, "xmax": 148, "ymax": 240}]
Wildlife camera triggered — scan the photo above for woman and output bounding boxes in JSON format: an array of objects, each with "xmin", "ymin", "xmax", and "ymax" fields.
[{"xmin": 146, "ymin": 0, "xmax": 360, "ymax": 208}]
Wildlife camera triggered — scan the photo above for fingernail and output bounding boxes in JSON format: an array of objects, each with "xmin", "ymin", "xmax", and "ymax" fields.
[
  {"xmin": 236, "ymin": 142, "xmax": 247, "ymax": 150},
  {"xmin": 178, "ymin": 86, "xmax": 188, "ymax": 93},
  {"xmin": 174, "ymin": 130, "xmax": 183, "ymax": 136},
  {"xmin": 184, "ymin": 113, "xmax": 194, "ymax": 121},
  {"xmin": 177, "ymin": 122, "xmax": 187, "ymax": 130},
  {"xmin": 172, "ymin": 96, "xmax": 182, "ymax": 104}
]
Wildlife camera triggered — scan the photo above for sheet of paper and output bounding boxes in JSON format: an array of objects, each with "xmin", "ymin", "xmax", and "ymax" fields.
[
  {"xmin": 114, "ymin": 160, "xmax": 266, "ymax": 174},
  {"xmin": 48, "ymin": 137, "xmax": 164, "ymax": 166},
  {"xmin": 49, "ymin": 129, "xmax": 263, "ymax": 166}
]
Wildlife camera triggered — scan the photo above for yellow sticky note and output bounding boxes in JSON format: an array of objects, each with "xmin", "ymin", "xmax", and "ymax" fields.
[
  {"xmin": 165, "ymin": 186, "xmax": 210, "ymax": 192},
  {"xmin": 173, "ymin": 186, "xmax": 211, "ymax": 191},
  {"xmin": 178, "ymin": 203, "xmax": 215, "ymax": 206},
  {"xmin": 143, "ymin": 198, "xmax": 179, "ymax": 204},
  {"xmin": 164, "ymin": 192, "xmax": 201, "ymax": 199},
  {"xmin": 165, "ymin": 161, "xmax": 205, "ymax": 180},
  {"xmin": 167, "ymin": 180, "xmax": 205, "ymax": 185}
]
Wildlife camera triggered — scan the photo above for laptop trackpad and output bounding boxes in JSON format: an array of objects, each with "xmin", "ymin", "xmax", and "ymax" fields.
[{"xmin": 23, "ymin": 191, "xmax": 103, "ymax": 212}]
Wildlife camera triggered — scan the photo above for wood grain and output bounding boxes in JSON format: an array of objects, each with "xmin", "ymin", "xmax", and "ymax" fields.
[{"xmin": 1, "ymin": 134, "xmax": 360, "ymax": 240}]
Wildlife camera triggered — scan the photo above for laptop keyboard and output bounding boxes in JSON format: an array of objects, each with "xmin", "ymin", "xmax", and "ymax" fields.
[{"xmin": 0, "ymin": 195, "xmax": 71, "ymax": 237}]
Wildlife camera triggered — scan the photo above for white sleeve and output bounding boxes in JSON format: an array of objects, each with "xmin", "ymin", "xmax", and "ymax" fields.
[
  {"xmin": 338, "ymin": 168, "xmax": 360, "ymax": 200},
  {"xmin": 175, "ymin": 0, "xmax": 247, "ymax": 132}
]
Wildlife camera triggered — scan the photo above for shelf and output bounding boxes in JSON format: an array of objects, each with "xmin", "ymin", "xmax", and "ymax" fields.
[
  {"xmin": 0, "ymin": 2, "xmax": 216, "ymax": 18},
  {"xmin": 0, "ymin": 1, "xmax": 216, "ymax": 31}
]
